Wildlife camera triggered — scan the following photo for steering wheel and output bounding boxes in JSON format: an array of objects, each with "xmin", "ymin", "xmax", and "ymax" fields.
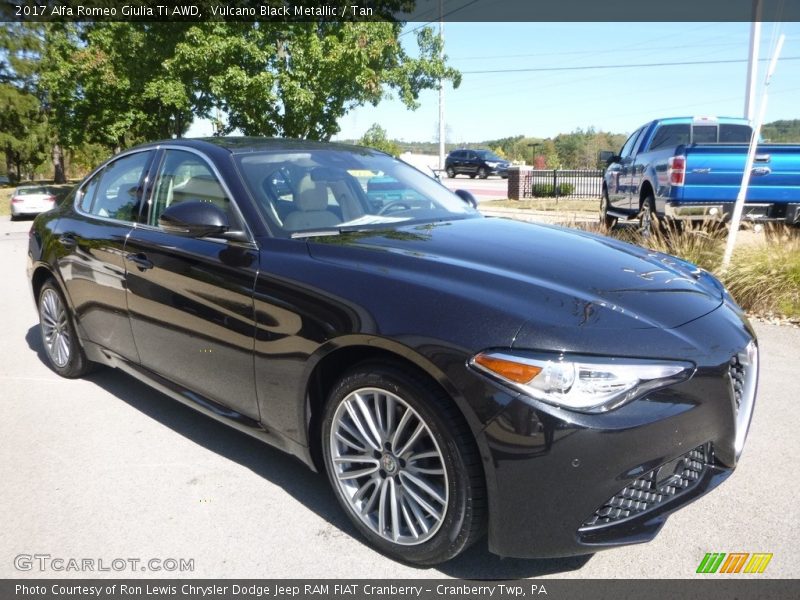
[{"xmin": 377, "ymin": 200, "xmax": 413, "ymax": 215}]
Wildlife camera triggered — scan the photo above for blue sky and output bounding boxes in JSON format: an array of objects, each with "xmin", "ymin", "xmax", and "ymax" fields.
[{"xmin": 189, "ymin": 21, "xmax": 800, "ymax": 143}]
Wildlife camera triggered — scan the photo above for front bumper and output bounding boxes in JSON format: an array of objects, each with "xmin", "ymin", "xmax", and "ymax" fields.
[
  {"xmin": 476, "ymin": 306, "xmax": 757, "ymax": 559},
  {"xmin": 665, "ymin": 201, "xmax": 800, "ymax": 224}
]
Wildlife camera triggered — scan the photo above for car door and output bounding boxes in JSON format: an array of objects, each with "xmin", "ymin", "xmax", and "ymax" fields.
[
  {"xmin": 124, "ymin": 148, "xmax": 261, "ymax": 420},
  {"xmin": 54, "ymin": 149, "xmax": 156, "ymax": 363},
  {"xmin": 464, "ymin": 150, "xmax": 479, "ymax": 176},
  {"xmin": 608, "ymin": 128, "xmax": 643, "ymax": 211}
]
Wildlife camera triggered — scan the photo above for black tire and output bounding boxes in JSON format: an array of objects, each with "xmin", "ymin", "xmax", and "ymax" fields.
[
  {"xmin": 321, "ymin": 363, "xmax": 486, "ymax": 565},
  {"xmin": 469, "ymin": 173, "xmax": 476, "ymax": 179},
  {"xmin": 600, "ymin": 189, "xmax": 617, "ymax": 230},
  {"xmin": 445, "ymin": 167, "xmax": 455, "ymax": 178},
  {"xmin": 10, "ymin": 213, "xmax": 18, "ymax": 222},
  {"xmin": 478, "ymin": 167, "xmax": 488, "ymax": 179},
  {"xmin": 639, "ymin": 193, "xmax": 659, "ymax": 236},
  {"xmin": 38, "ymin": 279, "xmax": 95, "ymax": 378}
]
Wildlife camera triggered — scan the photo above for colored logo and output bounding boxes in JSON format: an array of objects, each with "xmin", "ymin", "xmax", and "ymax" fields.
[{"xmin": 696, "ymin": 552, "xmax": 773, "ymax": 574}]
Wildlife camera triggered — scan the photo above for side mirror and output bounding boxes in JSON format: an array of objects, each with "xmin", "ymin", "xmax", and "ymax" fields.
[
  {"xmin": 599, "ymin": 150, "xmax": 618, "ymax": 164},
  {"xmin": 454, "ymin": 189, "xmax": 478, "ymax": 209},
  {"xmin": 158, "ymin": 201, "xmax": 229, "ymax": 238}
]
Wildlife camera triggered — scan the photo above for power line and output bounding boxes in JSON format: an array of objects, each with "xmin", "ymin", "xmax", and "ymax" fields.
[
  {"xmin": 400, "ymin": 0, "xmax": 483, "ymax": 38},
  {"xmin": 460, "ymin": 55, "xmax": 800, "ymax": 75}
]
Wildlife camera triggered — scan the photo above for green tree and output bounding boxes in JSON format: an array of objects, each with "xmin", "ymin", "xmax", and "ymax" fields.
[
  {"xmin": 172, "ymin": 21, "xmax": 460, "ymax": 139},
  {"xmin": 359, "ymin": 123, "xmax": 401, "ymax": 156}
]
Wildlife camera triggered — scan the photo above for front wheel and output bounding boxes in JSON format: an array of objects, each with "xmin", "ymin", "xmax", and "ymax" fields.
[
  {"xmin": 478, "ymin": 167, "xmax": 488, "ymax": 179},
  {"xmin": 600, "ymin": 190, "xmax": 617, "ymax": 230},
  {"xmin": 445, "ymin": 167, "xmax": 455, "ymax": 178},
  {"xmin": 321, "ymin": 364, "xmax": 485, "ymax": 565}
]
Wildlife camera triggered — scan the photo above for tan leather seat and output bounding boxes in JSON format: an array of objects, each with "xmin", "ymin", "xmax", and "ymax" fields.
[{"xmin": 283, "ymin": 175, "xmax": 342, "ymax": 231}]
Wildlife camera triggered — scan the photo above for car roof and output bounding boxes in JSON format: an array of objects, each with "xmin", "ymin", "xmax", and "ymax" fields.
[{"xmin": 129, "ymin": 136, "xmax": 381, "ymax": 156}]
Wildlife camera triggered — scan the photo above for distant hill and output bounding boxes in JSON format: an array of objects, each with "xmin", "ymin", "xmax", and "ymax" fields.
[{"xmin": 761, "ymin": 120, "xmax": 800, "ymax": 142}]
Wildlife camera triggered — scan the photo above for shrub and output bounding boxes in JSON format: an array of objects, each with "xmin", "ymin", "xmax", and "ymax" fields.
[{"xmin": 529, "ymin": 183, "xmax": 575, "ymax": 197}]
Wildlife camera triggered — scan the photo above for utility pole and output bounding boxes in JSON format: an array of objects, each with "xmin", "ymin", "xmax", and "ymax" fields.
[
  {"xmin": 438, "ymin": 0, "xmax": 445, "ymax": 171},
  {"xmin": 744, "ymin": 0, "xmax": 762, "ymax": 121}
]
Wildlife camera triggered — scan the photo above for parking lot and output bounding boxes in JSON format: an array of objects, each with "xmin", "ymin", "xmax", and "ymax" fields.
[{"xmin": 1, "ymin": 214, "xmax": 797, "ymax": 579}]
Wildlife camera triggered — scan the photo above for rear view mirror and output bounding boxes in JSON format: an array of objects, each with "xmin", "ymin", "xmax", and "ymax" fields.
[
  {"xmin": 454, "ymin": 189, "xmax": 478, "ymax": 209},
  {"xmin": 158, "ymin": 201, "xmax": 229, "ymax": 238}
]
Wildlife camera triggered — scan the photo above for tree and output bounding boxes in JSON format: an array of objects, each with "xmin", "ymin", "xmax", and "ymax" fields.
[
  {"xmin": 0, "ymin": 83, "xmax": 48, "ymax": 181},
  {"xmin": 171, "ymin": 21, "xmax": 460, "ymax": 139},
  {"xmin": 359, "ymin": 123, "xmax": 401, "ymax": 156}
]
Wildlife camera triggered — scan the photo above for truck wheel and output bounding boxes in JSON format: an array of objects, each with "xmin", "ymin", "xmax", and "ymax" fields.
[
  {"xmin": 639, "ymin": 194, "xmax": 658, "ymax": 236},
  {"xmin": 600, "ymin": 190, "xmax": 617, "ymax": 230}
]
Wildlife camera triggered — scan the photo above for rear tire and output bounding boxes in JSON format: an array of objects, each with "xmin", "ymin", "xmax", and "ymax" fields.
[
  {"xmin": 321, "ymin": 363, "xmax": 486, "ymax": 565},
  {"xmin": 446, "ymin": 167, "xmax": 455, "ymax": 178},
  {"xmin": 478, "ymin": 167, "xmax": 488, "ymax": 179},
  {"xmin": 639, "ymin": 193, "xmax": 659, "ymax": 236},
  {"xmin": 38, "ymin": 279, "xmax": 95, "ymax": 378}
]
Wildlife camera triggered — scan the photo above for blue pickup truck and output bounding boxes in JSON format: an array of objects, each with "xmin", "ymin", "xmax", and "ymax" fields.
[{"xmin": 600, "ymin": 116, "xmax": 800, "ymax": 229}]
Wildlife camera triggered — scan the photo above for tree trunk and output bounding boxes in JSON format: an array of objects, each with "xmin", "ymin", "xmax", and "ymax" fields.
[{"xmin": 52, "ymin": 143, "xmax": 66, "ymax": 184}]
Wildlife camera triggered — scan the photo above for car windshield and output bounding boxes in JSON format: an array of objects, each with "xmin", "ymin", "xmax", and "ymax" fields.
[
  {"xmin": 475, "ymin": 151, "xmax": 502, "ymax": 161},
  {"xmin": 235, "ymin": 149, "xmax": 480, "ymax": 237}
]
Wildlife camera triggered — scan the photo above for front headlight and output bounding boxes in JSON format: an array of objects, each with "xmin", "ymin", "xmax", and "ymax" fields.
[
  {"xmin": 470, "ymin": 351, "xmax": 694, "ymax": 413},
  {"xmin": 485, "ymin": 161, "xmax": 498, "ymax": 167}
]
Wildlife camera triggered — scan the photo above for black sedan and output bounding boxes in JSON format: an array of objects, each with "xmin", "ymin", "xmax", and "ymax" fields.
[{"xmin": 27, "ymin": 138, "xmax": 758, "ymax": 565}]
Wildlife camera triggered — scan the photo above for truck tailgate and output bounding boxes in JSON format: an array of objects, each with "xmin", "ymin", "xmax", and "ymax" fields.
[{"xmin": 680, "ymin": 144, "xmax": 800, "ymax": 203}]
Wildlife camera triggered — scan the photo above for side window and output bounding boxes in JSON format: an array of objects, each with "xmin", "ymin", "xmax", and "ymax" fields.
[
  {"xmin": 619, "ymin": 128, "xmax": 643, "ymax": 159},
  {"xmin": 78, "ymin": 168, "xmax": 104, "ymax": 213},
  {"xmin": 720, "ymin": 124, "xmax": 752, "ymax": 143},
  {"xmin": 85, "ymin": 151, "xmax": 153, "ymax": 222},
  {"xmin": 148, "ymin": 150, "xmax": 235, "ymax": 229},
  {"xmin": 648, "ymin": 124, "xmax": 691, "ymax": 151}
]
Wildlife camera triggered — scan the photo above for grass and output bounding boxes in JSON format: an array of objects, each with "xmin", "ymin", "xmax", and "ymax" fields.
[{"xmin": 483, "ymin": 197, "xmax": 597, "ymax": 212}]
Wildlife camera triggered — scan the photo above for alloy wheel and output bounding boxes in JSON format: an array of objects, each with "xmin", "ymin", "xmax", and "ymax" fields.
[
  {"xmin": 328, "ymin": 387, "xmax": 449, "ymax": 545},
  {"xmin": 40, "ymin": 288, "xmax": 71, "ymax": 368}
]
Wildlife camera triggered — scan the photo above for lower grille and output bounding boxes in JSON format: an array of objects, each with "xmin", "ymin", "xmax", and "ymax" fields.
[
  {"xmin": 729, "ymin": 354, "xmax": 746, "ymax": 413},
  {"xmin": 581, "ymin": 445, "xmax": 708, "ymax": 528}
]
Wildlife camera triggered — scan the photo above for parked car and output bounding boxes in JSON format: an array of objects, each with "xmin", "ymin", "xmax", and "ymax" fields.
[
  {"xmin": 28, "ymin": 138, "xmax": 758, "ymax": 565},
  {"xmin": 0, "ymin": 175, "xmax": 10, "ymax": 185},
  {"xmin": 600, "ymin": 116, "xmax": 800, "ymax": 230},
  {"xmin": 445, "ymin": 149, "xmax": 510, "ymax": 179},
  {"xmin": 10, "ymin": 184, "xmax": 57, "ymax": 220}
]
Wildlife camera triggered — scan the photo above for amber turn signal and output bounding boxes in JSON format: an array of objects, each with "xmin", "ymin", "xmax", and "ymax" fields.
[{"xmin": 473, "ymin": 353, "xmax": 542, "ymax": 384}]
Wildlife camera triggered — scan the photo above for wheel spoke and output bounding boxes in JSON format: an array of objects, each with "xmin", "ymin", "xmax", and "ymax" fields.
[
  {"xmin": 344, "ymin": 402, "xmax": 381, "ymax": 451},
  {"xmin": 337, "ymin": 465, "xmax": 379, "ymax": 481},
  {"xmin": 335, "ymin": 430, "xmax": 367, "ymax": 452},
  {"xmin": 389, "ymin": 478, "xmax": 401, "ymax": 542},
  {"xmin": 402, "ymin": 488, "xmax": 430, "ymax": 534},
  {"xmin": 395, "ymin": 421, "xmax": 425, "ymax": 457},
  {"xmin": 399, "ymin": 493, "xmax": 420, "ymax": 539},
  {"xmin": 391, "ymin": 407, "xmax": 413, "ymax": 450},
  {"xmin": 400, "ymin": 471, "xmax": 446, "ymax": 506},
  {"xmin": 401, "ymin": 479, "xmax": 444, "ymax": 521},
  {"xmin": 353, "ymin": 392, "xmax": 384, "ymax": 448},
  {"xmin": 378, "ymin": 478, "xmax": 389, "ymax": 535}
]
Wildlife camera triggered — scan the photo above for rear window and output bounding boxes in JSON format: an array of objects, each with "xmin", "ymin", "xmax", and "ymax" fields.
[
  {"xmin": 15, "ymin": 186, "xmax": 49, "ymax": 195},
  {"xmin": 719, "ymin": 124, "xmax": 753, "ymax": 143},
  {"xmin": 648, "ymin": 125, "xmax": 690, "ymax": 151}
]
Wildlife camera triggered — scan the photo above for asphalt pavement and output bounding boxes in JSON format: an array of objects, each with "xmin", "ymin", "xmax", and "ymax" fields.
[{"xmin": 1, "ymin": 215, "xmax": 797, "ymax": 579}]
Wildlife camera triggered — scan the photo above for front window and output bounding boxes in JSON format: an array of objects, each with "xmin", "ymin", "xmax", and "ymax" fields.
[{"xmin": 235, "ymin": 149, "xmax": 479, "ymax": 237}]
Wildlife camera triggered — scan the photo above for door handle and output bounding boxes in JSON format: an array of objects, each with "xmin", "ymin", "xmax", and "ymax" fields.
[
  {"xmin": 59, "ymin": 233, "xmax": 77, "ymax": 249},
  {"xmin": 126, "ymin": 252, "xmax": 154, "ymax": 271}
]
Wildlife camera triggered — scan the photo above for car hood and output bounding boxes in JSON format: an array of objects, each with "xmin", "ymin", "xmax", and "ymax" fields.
[{"xmin": 306, "ymin": 217, "xmax": 723, "ymax": 331}]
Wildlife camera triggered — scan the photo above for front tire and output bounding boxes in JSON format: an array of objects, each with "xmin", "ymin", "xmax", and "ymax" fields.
[
  {"xmin": 38, "ymin": 279, "xmax": 94, "ymax": 378},
  {"xmin": 321, "ymin": 364, "xmax": 485, "ymax": 565},
  {"xmin": 600, "ymin": 189, "xmax": 617, "ymax": 230},
  {"xmin": 446, "ymin": 167, "xmax": 455, "ymax": 178}
]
